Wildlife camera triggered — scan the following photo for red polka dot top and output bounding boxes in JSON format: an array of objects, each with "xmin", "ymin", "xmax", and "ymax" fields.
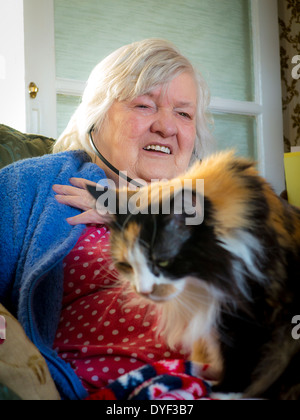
[{"xmin": 53, "ymin": 226, "xmax": 186, "ymax": 394}]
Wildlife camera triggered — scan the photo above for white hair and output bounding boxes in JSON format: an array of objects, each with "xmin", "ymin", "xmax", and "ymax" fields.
[{"xmin": 53, "ymin": 38, "xmax": 214, "ymax": 162}]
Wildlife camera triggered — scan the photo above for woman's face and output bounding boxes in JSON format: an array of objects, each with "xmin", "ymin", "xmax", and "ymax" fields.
[{"xmin": 94, "ymin": 72, "xmax": 197, "ymax": 184}]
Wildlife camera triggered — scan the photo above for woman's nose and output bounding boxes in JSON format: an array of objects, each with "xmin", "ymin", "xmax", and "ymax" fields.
[{"xmin": 150, "ymin": 110, "xmax": 178, "ymax": 138}]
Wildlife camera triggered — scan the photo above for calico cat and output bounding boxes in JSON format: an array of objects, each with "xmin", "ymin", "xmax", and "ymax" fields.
[{"xmin": 88, "ymin": 151, "xmax": 300, "ymax": 400}]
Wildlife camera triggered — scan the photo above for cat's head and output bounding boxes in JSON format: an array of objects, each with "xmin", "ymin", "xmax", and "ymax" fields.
[{"xmin": 88, "ymin": 151, "xmax": 293, "ymax": 307}]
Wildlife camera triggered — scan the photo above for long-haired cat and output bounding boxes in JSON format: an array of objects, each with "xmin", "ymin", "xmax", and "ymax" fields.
[{"xmin": 88, "ymin": 151, "xmax": 300, "ymax": 400}]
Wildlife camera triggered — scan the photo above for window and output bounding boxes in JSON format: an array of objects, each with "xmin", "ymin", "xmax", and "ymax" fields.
[{"xmin": 53, "ymin": 0, "xmax": 284, "ymax": 193}]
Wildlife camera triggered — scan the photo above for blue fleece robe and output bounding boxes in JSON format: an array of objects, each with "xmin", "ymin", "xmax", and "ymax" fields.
[{"xmin": 0, "ymin": 150, "xmax": 107, "ymax": 400}]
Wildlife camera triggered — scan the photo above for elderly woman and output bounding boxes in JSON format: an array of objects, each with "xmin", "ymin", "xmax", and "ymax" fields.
[{"xmin": 0, "ymin": 39, "xmax": 213, "ymax": 399}]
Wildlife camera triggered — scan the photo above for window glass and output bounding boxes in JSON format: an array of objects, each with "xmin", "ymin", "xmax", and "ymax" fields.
[{"xmin": 54, "ymin": 0, "xmax": 254, "ymax": 101}]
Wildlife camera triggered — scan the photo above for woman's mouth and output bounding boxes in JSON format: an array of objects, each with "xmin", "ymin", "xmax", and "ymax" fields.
[{"xmin": 143, "ymin": 144, "xmax": 171, "ymax": 155}]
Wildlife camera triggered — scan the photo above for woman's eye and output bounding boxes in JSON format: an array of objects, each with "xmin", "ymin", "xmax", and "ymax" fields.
[
  {"xmin": 136, "ymin": 105, "xmax": 149, "ymax": 109},
  {"xmin": 178, "ymin": 112, "xmax": 192, "ymax": 119}
]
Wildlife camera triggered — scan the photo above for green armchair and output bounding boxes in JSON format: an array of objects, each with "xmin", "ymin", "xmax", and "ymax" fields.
[{"xmin": 0, "ymin": 124, "xmax": 55, "ymax": 170}]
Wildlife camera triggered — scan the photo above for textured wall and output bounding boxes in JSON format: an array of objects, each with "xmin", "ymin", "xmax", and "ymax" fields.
[{"xmin": 278, "ymin": 0, "xmax": 300, "ymax": 151}]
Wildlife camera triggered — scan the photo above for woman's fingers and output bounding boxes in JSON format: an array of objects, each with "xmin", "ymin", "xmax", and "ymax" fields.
[
  {"xmin": 54, "ymin": 193, "xmax": 94, "ymax": 212},
  {"xmin": 69, "ymin": 178, "xmax": 97, "ymax": 189},
  {"xmin": 66, "ymin": 209, "xmax": 106, "ymax": 226},
  {"xmin": 52, "ymin": 178, "xmax": 106, "ymax": 224},
  {"xmin": 53, "ymin": 178, "xmax": 98, "ymax": 211}
]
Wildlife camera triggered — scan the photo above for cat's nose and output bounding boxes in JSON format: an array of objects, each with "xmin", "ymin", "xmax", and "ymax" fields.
[{"xmin": 136, "ymin": 284, "xmax": 154, "ymax": 296}]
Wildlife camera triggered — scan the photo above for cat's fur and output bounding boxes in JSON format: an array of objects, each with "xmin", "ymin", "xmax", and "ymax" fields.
[{"xmin": 88, "ymin": 151, "xmax": 300, "ymax": 399}]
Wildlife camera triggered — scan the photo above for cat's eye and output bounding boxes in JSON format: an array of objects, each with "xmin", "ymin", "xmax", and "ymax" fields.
[
  {"xmin": 157, "ymin": 260, "xmax": 170, "ymax": 268},
  {"xmin": 116, "ymin": 261, "xmax": 133, "ymax": 272}
]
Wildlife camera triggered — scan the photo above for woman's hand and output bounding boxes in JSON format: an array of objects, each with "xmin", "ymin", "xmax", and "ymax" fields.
[{"xmin": 52, "ymin": 178, "xmax": 105, "ymax": 226}]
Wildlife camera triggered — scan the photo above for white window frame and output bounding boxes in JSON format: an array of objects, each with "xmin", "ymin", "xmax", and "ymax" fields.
[{"xmin": 49, "ymin": 0, "xmax": 285, "ymax": 194}]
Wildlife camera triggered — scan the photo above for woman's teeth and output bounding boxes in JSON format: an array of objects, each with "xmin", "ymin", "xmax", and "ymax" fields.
[{"xmin": 144, "ymin": 145, "xmax": 171, "ymax": 154}]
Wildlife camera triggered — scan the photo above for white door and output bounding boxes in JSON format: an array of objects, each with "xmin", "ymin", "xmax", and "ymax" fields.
[
  {"xmin": 0, "ymin": 0, "xmax": 56, "ymax": 137},
  {"xmin": 23, "ymin": 0, "xmax": 57, "ymax": 138}
]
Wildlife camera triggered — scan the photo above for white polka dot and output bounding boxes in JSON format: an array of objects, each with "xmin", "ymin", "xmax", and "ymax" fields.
[
  {"xmin": 164, "ymin": 352, "xmax": 171, "ymax": 357},
  {"xmin": 107, "ymin": 348, "xmax": 113, "ymax": 354},
  {"xmin": 138, "ymin": 334, "xmax": 145, "ymax": 339},
  {"xmin": 122, "ymin": 338, "xmax": 129, "ymax": 343},
  {"xmin": 80, "ymin": 275, "xmax": 86, "ymax": 281},
  {"xmin": 155, "ymin": 344, "xmax": 162, "ymax": 348},
  {"xmin": 112, "ymin": 330, "xmax": 119, "ymax": 335},
  {"xmin": 143, "ymin": 322, "xmax": 150, "ymax": 327},
  {"xmin": 94, "ymin": 270, "xmax": 100, "ymax": 276},
  {"xmin": 83, "ymin": 263, "xmax": 89, "ymax": 268},
  {"xmin": 114, "ymin": 357, "xmax": 121, "ymax": 362},
  {"xmin": 104, "ymin": 321, "xmax": 110, "ymax": 326},
  {"xmin": 118, "ymin": 368, "xmax": 125, "ymax": 375},
  {"xmin": 97, "ymin": 335, "xmax": 104, "ymax": 341},
  {"xmin": 131, "ymin": 353, "xmax": 138, "ymax": 358},
  {"xmin": 84, "ymin": 360, "xmax": 91, "ymax": 364},
  {"xmin": 88, "ymin": 252, "xmax": 94, "ymax": 255},
  {"xmin": 75, "ymin": 289, "xmax": 81, "ymax": 295},
  {"xmin": 119, "ymin": 318, "xmax": 126, "ymax": 323},
  {"xmin": 87, "ymin": 367, "xmax": 94, "ymax": 372},
  {"xmin": 68, "ymin": 282, "xmax": 74, "ymax": 288},
  {"xmin": 90, "ymin": 327, "xmax": 96, "ymax": 333},
  {"xmin": 147, "ymin": 353, "xmax": 154, "ymax": 359},
  {"xmin": 130, "ymin": 358, "xmax": 137, "ymax": 363},
  {"xmin": 78, "ymin": 246, "xmax": 84, "ymax": 250},
  {"xmin": 109, "ymin": 309, "xmax": 116, "ymax": 315},
  {"xmin": 92, "ymin": 310, "xmax": 98, "ymax": 316},
  {"xmin": 134, "ymin": 314, "xmax": 141, "ymax": 319},
  {"xmin": 81, "ymin": 347, "xmax": 88, "ymax": 353},
  {"xmin": 77, "ymin": 315, "xmax": 83, "ymax": 321},
  {"xmin": 128, "ymin": 326, "xmax": 134, "ymax": 332},
  {"xmin": 70, "ymin": 269, "xmax": 75, "ymax": 275},
  {"xmin": 102, "ymin": 367, "xmax": 109, "ymax": 373},
  {"xmin": 91, "ymin": 376, "xmax": 99, "ymax": 382},
  {"xmin": 74, "ymin": 256, "xmax": 80, "ymax": 261}
]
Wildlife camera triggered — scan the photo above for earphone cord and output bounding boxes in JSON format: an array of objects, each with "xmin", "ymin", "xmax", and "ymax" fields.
[{"xmin": 89, "ymin": 127, "xmax": 142, "ymax": 188}]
